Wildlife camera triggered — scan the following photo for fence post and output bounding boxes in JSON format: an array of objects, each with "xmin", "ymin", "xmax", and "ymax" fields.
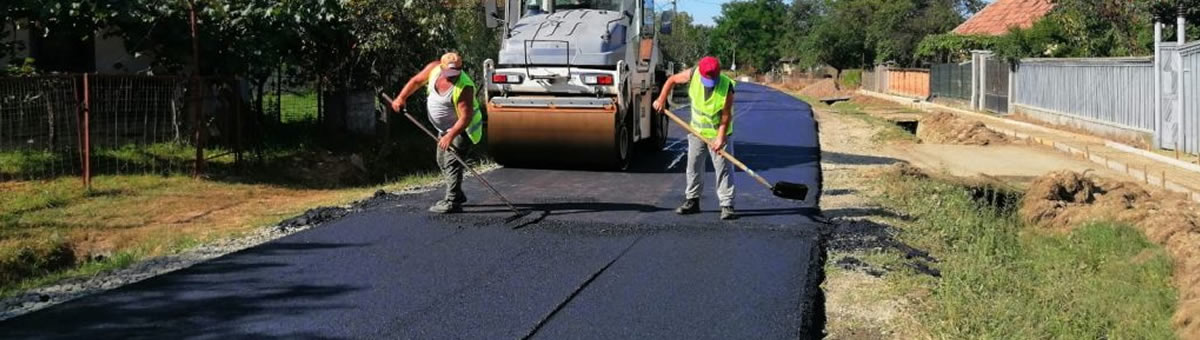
[
  {"xmin": 1008, "ymin": 62, "xmax": 1015, "ymax": 114},
  {"xmin": 82, "ymin": 74, "xmax": 91, "ymax": 190},
  {"xmin": 978, "ymin": 54, "xmax": 988, "ymax": 111},
  {"xmin": 1154, "ymin": 22, "xmax": 1162, "ymax": 149},
  {"xmin": 235, "ymin": 79, "xmax": 243, "ymax": 171}
]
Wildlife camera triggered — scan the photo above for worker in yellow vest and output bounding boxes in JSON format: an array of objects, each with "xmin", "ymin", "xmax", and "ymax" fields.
[
  {"xmin": 391, "ymin": 52, "xmax": 484, "ymax": 214},
  {"xmin": 652, "ymin": 56, "xmax": 737, "ymax": 220}
]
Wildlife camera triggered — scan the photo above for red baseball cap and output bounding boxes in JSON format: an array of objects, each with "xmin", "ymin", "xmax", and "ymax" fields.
[{"xmin": 698, "ymin": 56, "xmax": 721, "ymax": 87}]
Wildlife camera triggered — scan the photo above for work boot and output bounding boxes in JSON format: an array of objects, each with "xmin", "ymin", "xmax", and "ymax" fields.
[
  {"xmin": 428, "ymin": 200, "xmax": 462, "ymax": 214},
  {"xmin": 720, "ymin": 206, "xmax": 738, "ymax": 220},
  {"xmin": 675, "ymin": 198, "xmax": 700, "ymax": 215}
]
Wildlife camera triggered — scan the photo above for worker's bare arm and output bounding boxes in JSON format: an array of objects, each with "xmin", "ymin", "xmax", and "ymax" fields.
[
  {"xmin": 652, "ymin": 68, "xmax": 693, "ymax": 112},
  {"xmin": 391, "ymin": 61, "xmax": 441, "ymax": 111}
]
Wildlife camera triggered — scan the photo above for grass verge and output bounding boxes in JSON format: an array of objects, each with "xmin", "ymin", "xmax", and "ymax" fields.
[{"xmin": 871, "ymin": 168, "xmax": 1177, "ymax": 338}]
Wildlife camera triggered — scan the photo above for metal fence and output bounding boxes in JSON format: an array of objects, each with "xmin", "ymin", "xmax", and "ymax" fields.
[
  {"xmin": 862, "ymin": 67, "xmax": 887, "ymax": 93},
  {"xmin": 984, "ymin": 59, "xmax": 1010, "ymax": 113},
  {"xmin": 887, "ymin": 68, "xmax": 931, "ymax": 99},
  {"xmin": 0, "ymin": 76, "xmax": 81, "ymax": 181},
  {"xmin": 1012, "ymin": 58, "xmax": 1156, "ymax": 133},
  {"xmin": 1177, "ymin": 42, "xmax": 1200, "ymax": 154},
  {"xmin": 931, "ymin": 62, "xmax": 972, "ymax": 101},
  {"xmin": 0, "ymin": 75, "xmax": 245, "ymax": 184}
]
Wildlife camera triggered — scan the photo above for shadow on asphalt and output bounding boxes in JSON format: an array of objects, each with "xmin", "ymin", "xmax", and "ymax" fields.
[
  {"xmin": 465, "ymin": 202, "xmax": 668, "ymax": 216},
  {"xmin": 1, "ymin": 241, "xmax": 370, "ymax": 339},
  {"xmin": 624, "ymin": 141, "xmax": 822, "ymax": 174}
]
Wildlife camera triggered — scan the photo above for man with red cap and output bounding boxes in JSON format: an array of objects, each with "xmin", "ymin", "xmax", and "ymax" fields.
[
  {"xmin": 391, "ymin": 52, "xmax": 485, "ymax": 214},
  {"xmin": 653, "ymin": 56, "xmax": 737, "ymax": 220}
]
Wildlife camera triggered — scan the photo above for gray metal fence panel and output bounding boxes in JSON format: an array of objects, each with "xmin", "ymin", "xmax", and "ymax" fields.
[
  {"xmin": 985, "ymin": 59, "xmax": 1010, "ymax": 113},
  {"xmin": 1013, "ymin": 58, "xmax": 1155, "ymax": 132},
  {"xmin": 862, "ymin": 69, "xmax": 877, "ymax": 92},
  {"xmin": 862, "ymin": 66, "xmax": 888, "ymax": 93},
  {"xmin": 1181, "ymin": 42, "xmax": 1200, "ymax": 154},
  {"xmin": 931, "ymin": 63, "xmax": 972, "ymax": 101}
]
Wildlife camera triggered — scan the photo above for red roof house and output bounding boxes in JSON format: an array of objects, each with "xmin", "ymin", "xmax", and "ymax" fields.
[{"xmin": 953, "ymin": 0, "xmax": 1055, "ymax": 36}]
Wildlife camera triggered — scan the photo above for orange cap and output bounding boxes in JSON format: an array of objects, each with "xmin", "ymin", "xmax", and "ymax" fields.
[{"xmin": 440, "ymin": 52, "xmax": 462, "ymax": 78}]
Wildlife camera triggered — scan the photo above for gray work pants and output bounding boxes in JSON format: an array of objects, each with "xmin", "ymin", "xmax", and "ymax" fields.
[
  {"xmin": 685, "ymin": 134, "xmax": 735, "ymax": 207},
  {"xmin": 436, "ymin": 134, "xmax": 469, "ymax": 203}
]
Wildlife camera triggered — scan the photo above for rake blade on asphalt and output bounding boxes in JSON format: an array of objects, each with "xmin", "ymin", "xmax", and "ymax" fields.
[{"xmin": 771, "ymin": 182, "xmax": 809, "ymax": 201}]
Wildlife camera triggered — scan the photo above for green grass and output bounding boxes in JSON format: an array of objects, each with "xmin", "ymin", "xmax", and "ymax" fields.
[
  {"xmin": 0, "ymin": 150, "xmax": 68, "ymax": 178},
  {"xmin": 875, "ymin": 171, "xmax": 1177, "ymax": 339},
  {"xmin": 279, "ymin": 92, "xmax": 319, "ymax": 123},
  {"xmin": 840, "ymin": 69, "xmax": 863, "ymax": 89}
]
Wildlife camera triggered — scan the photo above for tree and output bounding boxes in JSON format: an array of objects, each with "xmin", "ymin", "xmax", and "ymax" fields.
[
  {"xmin": 710, "ymin": 0, "xmax": 790, "ymax": 72},
  {"xmin": 778, "ymin": 0, "xmax": 825, "ymax": 67},
  {"xmin": 659, "ymin": 12, "xmax": 712, "ymax": 66},
  {"xmin": 862, "ymin": 0, "xmax": 965, "ymax": 66},
  {"xmin": 1150, "ymin": 0, "xmax": 1200, "ymax": 41},
  {"xmin": 802, "ymin": 0, "xmax": 870, "ymax": 78},
  {"xmin": 914, "ymin": 33, "xmax": 1000, "ymax": 63}
]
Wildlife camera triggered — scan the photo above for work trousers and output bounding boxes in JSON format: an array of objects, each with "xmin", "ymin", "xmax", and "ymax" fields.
[
  {"xmin": 685, "ymin": 134, "xmax": 735, "ymax": 207},
  {"xmin": 436, "ymin": 134, "xmax": 469, "ymax": 203}
]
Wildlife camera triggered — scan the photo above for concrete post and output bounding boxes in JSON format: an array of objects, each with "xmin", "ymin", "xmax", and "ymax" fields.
[
  {"xmin": 1155, "ymin": 22, "xmax": 1162, "ymax": 149},
  {"xmin": 1007, "ymin": 61, "xmax": 1014, "ymax": 115},
  {"xmin": 1178, "ymin": 11, "xmax": 1187, "ymax": 150},
  {"xmin": 1179, "ymin": 8, "xmax": 1187, "ymax": 45}
]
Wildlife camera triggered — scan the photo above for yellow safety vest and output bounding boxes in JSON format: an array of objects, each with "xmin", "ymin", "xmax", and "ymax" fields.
[
  {"xmin": 688, "ymin": 70, "xmax": 735, "ymax": 139},
  {"xmin": 428, "ymin": 67, "xmax": 484, "ymax": 144}
]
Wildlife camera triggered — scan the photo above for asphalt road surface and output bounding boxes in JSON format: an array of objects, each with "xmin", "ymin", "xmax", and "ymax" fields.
[{"xmin": 1, "ymin": 83, "xmax": 827, "ymax": 339}]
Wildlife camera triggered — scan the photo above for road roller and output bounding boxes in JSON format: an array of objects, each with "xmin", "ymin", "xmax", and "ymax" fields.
[{"xmin": 482, "ymin": 0, "xmax": 676, "ymax": 169}]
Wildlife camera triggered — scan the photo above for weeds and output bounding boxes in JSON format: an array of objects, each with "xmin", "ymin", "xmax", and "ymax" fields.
[
  {"xmin": 828, "ymin": 101, "xmax": 918, "ymax": 143},
  {"xmin": 875, "ymin": 169, "xmax": 1176, "ymax": 339}
]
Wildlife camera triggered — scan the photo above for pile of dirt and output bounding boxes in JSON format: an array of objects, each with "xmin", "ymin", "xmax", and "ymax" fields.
[
  {"xmin": 772, "ymin": 78, "xmax": 820, "ymax": 92},
  {"xmin": 849, "ymin": 95, "xmax": 901, "ymax": 107},
  {"xmin": 797, "ymin": 79, "xmax": 853, "ymax": 99},
  {"xmin": 1021, "ymin": 170, "xmax": 1200, "ymax": 338},
  {"xmin": 916, "ymin": 112, "xmax": 1009, "ymax": 146}
]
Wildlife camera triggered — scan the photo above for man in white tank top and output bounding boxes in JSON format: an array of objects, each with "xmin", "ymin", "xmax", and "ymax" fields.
[{"xmin": 390, "ymin": 53, "xmax": 478, "ymax": 213}]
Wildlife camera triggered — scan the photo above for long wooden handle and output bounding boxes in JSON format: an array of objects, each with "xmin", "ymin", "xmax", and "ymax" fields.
[{"xmin": 660, "ymin": 109, "xmax": 773, "ymax": 190}]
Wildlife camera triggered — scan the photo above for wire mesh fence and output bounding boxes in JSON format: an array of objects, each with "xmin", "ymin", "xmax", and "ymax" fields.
[
  {"xmin": 263, "ymin": 72, "xmax": 322, "ymax": 125},
  {"xmin": 89, "ymin": 75, "xmax": 191, "ymax": 176},
  {"xmin": 0, "ymin": 76, "xmax": 82, "ymax": 181},
  {"xmin": 0, "ymin": 74, "xmax": 246, "ymax": 184}
]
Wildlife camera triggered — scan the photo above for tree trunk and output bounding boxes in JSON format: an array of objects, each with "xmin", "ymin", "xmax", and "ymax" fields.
[{"xmin": 834, "ymin": 68, "xmax": 843, "ymax": 91}]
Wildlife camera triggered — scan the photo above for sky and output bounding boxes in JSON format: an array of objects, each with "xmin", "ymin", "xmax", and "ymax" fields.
[
  {"xmin": 677, "ymin": 0, "xmax": 995, "ymax": 27},
  {"xmin": 673, "ymin": 0, "xmax": 729, "ymax": 26}
]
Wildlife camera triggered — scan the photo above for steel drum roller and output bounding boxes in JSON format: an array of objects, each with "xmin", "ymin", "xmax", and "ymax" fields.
[{"xmin": 486, "ymin": 103, "xmax": 624, "ymax": 167}]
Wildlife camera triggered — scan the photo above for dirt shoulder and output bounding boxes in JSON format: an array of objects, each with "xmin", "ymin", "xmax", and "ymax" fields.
[{"xmin": 804, "ymin": 90, "xmax": 1186, "ymax": 338}]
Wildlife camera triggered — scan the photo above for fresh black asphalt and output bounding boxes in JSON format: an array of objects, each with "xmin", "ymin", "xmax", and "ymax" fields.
[{"xmin": 1, "ymin": 83, "xmax": 827, "ymax": 339}]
